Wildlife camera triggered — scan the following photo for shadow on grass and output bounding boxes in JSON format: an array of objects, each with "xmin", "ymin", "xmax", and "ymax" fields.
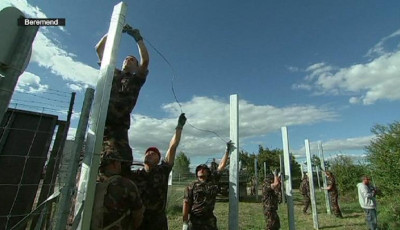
[{"xmin": 319, "ymin": 222, "xmax": 365, "ymax": 229}]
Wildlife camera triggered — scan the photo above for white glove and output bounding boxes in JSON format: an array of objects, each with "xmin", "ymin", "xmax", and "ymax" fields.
[{"xmin": 182, "ymin": 222, "xmax": 189, "ymax": 230}]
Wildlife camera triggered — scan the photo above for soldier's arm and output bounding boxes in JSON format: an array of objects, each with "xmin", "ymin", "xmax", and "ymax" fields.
[
  {"xmin": 217, "ymin": 148, "xmax": 229, "ymax": 171},
  {"xmin": 165, "ymin": 114, "xmax": 186, "ymax": 165},
  {"xmin": 131, "ymin": 206, "xmax": 144, "ymax": 230},
  {"xmin": 271, "ymin": 175, "xmax": 280, "ymax": 190},
  {"xmin": 182, "ymin": 200, "xmax": 190, "ymax": 223},
  {"xmin": 95, "ymin": 34, "xmax": 107, "ymax": 63},
  {"xmin": 137, "ymin": 39, "xmax": 149, "ymax": 73}
]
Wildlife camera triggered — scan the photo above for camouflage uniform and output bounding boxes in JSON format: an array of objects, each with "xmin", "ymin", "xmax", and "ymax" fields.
[
  {"xmin": 300, "ymin": 177, "xmax": 311, "ymax": 213},
  {"xmin": 274, "ymin": 179, "xmax": 282, "ymax": 204},
  {"xmin": 184, "ymin": 171, "xmax": 221, "ymax": 230},
  {"xmin": 92, "ymin": 175, "xmax": 144, "ymax": 230},
  {"xmin": 262, "ymin": 178, "xmax": 280, "ymax": 230},
  {"xmin": 327, "ymin": 175, "xmax": 343, "ymax": 218},
  {"xmin": 130, "ymin": 161, "xmax": 172, "ymax": 230},
  {"xmin": 101, "ymin": 68, "xmax": 148, "ymax": 176}
]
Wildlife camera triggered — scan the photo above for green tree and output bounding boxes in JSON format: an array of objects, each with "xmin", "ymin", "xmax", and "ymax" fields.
[
  {"xmin": 330, "ymin": 155, "xmax": 367, "ymax": 194},
  {"xmin": 173, "ymin": 152, "xmax": 190, "ymax": 176},
  {"xmin": 366, "ymin": 121, "xmax": 400, "ymax": 195}
]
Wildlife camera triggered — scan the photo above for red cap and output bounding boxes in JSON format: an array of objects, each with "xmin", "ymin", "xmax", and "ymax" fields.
[{"xmin": 145, "ymin": 147, "xmax": 161, "ymax": 158}]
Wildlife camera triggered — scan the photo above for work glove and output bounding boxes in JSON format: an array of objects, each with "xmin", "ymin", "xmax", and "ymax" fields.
[
  {"xmin": 273, "ymin": 169, "xmax": 279, "ymax": 177},
  {"xmin": 182, "ymin": 222, "xmax": 189, "ymax": 230},
  {"xmin": 123, "ymin": 24, "xmax": 143, "ymax": 42},
  {"xmin": 226, "ymin": 140, "xmax": 235, "ymax": 153},
  {"xmin": 176, "ymin": 113, "xmax": 187, "ymax": 129}
]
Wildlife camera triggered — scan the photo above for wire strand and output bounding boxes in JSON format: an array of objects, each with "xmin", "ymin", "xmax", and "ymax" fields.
[{"xmin": 144, "ymin": 37, "xmax": 229, "ymax": 144}]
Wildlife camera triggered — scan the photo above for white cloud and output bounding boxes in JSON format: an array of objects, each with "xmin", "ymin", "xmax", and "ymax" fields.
[
  {"xmin": 16, "ymin": 71, "xmax": 48, "ymax": 93},
  {"xmin": 294, "ymin": 30, "xmax": 400, "ymax": 105},
  {"xmin": 1, "ymin": 0, "xmax": 98, "ymax": 87},
  {"xmin": 68, "ymin": 83, "xmax": 84, "ymax": 92},
  {"xmin": 292, "ymin": 135, "xmax": 375, "ymax": 157},
  {"xmin": 130, "ymin": 96, "xmax": 339, "ymax": 160}
]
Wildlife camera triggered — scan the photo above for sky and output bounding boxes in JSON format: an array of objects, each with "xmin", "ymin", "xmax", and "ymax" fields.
[{"xmin": 2, "ymin": 0, "xmax": 400, "ymax": 169}]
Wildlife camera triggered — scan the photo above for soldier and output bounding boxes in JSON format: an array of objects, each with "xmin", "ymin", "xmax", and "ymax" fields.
[
  {"xmin": 299, "ymin": 172, "xmax": 311, "ymax": 214},
  {"xmin": 96, "ymin": 24, "xmax": 150, "ymax": 177},
  {"xmin": 130, "ymin": 113, "xmax": 186, "ymax": 230},
  {"xmin": 182, "ymin": 141, "xmax": 234, "ymax": 230},
  {"xmin": 262, "ymin": 170, "xmax": 280, "ymax": 230},
  {"xmin": 92, "ymin": 152, "xmax": 144, "ymax": 230},
  {"xmin": 322, "ymin": 171, "xmax": 343, "ymax": 218}
]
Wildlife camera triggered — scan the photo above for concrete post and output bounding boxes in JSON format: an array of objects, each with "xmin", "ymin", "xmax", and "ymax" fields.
[
  {"xmin": 279, "ymin": 155, "xmax": 286, "ymax": 203},
  {"xmin": 0, "ymin": 25, "xmax": 38, "ymax": 125},
  {"xmin": 54, "ymin": 88, "xmax": 94, "ymax": 230},
  {"xmin": 318, "ymin": 141, "xmax": 331, "ymax": 214},
  {"xmin": 254, "ymin": 157, "xmax": 258, "ymax": 201},
  {"xmin": 305, "ymin": 139, "xmax": 319, "ymax": 229},
  {"xmin": 229, "ymin": 94, "xmax": 239, "ymax": 230},
  {"xmin": 79, "ymin": 3, "xmax": 127, "ymax": 229},
  {"xmin": 281, "ymin": 126, "xmax": 295, "ymax": 230}
]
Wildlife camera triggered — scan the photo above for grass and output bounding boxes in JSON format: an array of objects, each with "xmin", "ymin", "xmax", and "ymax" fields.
[{"xmin": 166, "ymin": 184, "xmax": 368, "ymax": 230}]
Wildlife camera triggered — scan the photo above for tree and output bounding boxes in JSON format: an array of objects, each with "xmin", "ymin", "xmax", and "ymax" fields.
[
  {"xmin": 330, "ymin": 155, "xmax": 367, "ymax": 193},
  {"xmin": 173, "ymin": 152, "xmax": 190, "ymax": 176},
  {"xmin": 366, "ymin": 121, "xmax": 400, "ymax": 195}
]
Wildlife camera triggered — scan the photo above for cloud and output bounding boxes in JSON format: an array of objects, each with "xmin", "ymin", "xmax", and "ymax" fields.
[
  {"xmin": 1, "ymin": 0, "xmax": 98, "ymax": 86},
  {"xmin": 292, "ymin": 135, "xmax": 375, "ymax": 157},
  {"xmin": 130, "ymin": 96, "xmax": 339, "ymax": 160},
  {"xmin": 293, "ymin": 30, "xmax": 400, "ymax": 105},
  {"xmin": 16, "ymin": 71, "xmax": 48, "ymax": 93}
]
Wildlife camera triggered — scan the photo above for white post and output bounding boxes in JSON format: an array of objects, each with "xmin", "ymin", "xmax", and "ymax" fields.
[
  {"xmin": 281, "ymin": 127, "xmax": 295, "ymax": 230},
  {"xmin": 279, "ymin": 155, "xmax": 286, "ymax": 203},
  {"xmin": 315, "ymin": 166, "xmax": 321, "ymax": 189},
  {"xmin": 318, "ymin": 141, "xmax": 331, "ymax": 214},
  {"xmin": 305, "ymin": 139, "xmax": 319, "ymax": 229},
  {"xmin": 264, "ymin": 161, "xmax": 267, "ymax": 180},
  {"xmin": 300, "ymin": 164, "xmax": 304, "ymax": 175},
  {"xmin": 254, "ymin": 157, "xmax": 258, "ymax": 201},
  {"xmin": 229, "ymin": 94, "xmax": 239, "ymax": 230},
  {"xmin": 78, "ymin": 2, "xmax": 127, "ymax": 229}
]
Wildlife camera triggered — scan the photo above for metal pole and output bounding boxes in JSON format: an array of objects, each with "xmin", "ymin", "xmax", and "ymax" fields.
[
  {"xmin": 0, "ymin": 26, "xmax": 38, "ymax": 126},
  {"xmin": 53, "ymin": 88, "xmax": 94, "ymax": 230},
  {"xmin": 315, "ymin": 166, "xmax": 321, "ymax": 189},
  {"xmin": 79, "ymin": 3, "xmax": 127, "ymax": 229},
  {"xmin": 305, "ymin": 139, "xmax": 319, "ymax": 229},
  {"xmin": 281, "ymin": 126, "xmax": 295, "ymax": 230},
  {"xmin": 318, "ymin": 141, "xmax": 331, "ymax": 214},
  {"xmin": 229, "ymin": 94, "xmax": 239, "ymax": 230}
]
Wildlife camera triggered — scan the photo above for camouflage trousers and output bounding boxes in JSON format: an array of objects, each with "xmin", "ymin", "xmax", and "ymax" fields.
[
  {"xmin": 302, "ymin": 194, "xmax": 311, "ymax": 213},
  {"xmin": 189, "ymin": 214, "xmax": 218, "ymax": 230},
  {"xmin": 102, "ymin": 125, "xmax": 132, "ymax": 176},
  {"xmin": 329, "ymin": 191, "xmax": 343, "ymax": 218},
  {"xmin": 264, "ymin": 210, "xmax": 280, "ymax": 230}
]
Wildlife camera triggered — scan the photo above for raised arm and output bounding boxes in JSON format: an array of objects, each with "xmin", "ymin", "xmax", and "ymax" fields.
[
  {"xmin": 95, "ymin": 34, "xmax": 108, "ymax": 63},
  {"xmin": 165, "ymin": 113, "xmax": 186, "ymax": 165},
  {"xmin": 217, "ymin": 141, "xmax": 234, "ymax": 171},
  {"xmin": 123, "ymin": 25, "xmax": 149, "ymax": 72},
  {"xmin": 271, "ymin": 169, "xmax": 280, "ymax": 189}
]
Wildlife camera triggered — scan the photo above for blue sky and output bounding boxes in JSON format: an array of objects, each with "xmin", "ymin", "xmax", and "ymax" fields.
[{"xmin": 2, "ymin": 0, "xmax": 400, "ymax": 168}]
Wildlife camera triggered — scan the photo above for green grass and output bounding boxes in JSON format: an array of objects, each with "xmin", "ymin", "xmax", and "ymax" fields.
[{"xmin": 166, "ymin": 185, "xmax": 369, "ymax": 230}]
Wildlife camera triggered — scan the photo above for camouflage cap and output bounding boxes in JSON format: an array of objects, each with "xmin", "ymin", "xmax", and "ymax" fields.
[{"xmin": 265, "ymin": 173, "xmax": 274, "ymax": 183}]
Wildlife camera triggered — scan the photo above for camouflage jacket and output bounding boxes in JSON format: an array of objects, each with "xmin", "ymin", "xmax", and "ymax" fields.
[
  {"xmin": 262, "ymin": 182, "xmax": 279, "ymax": 212},
  {"xmin": 184, "ymin": 171, "xmax": 221, "ymax": 217},
  {"xmin": 101, "ymin": 175, "xmax": 143, "ymax": 230},
  {"xmin": 106, "ymin": 68, "xmax": 148, "ymax": 129},
  {"xmin": 130, "ymin": 161, "xmax": 172, "ymax": 214},
  {"xmin": 300, "ymin": 178, "xmax": 310, "ymax": 196},
  {"xmin": 327, "ymin": 175, "xmax": 338, "ymax": 194}
]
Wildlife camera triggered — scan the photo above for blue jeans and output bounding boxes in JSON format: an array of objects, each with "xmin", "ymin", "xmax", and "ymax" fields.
[{"xmin": 364, "ymin": 208, "xmax": 377, "ymax": 230}]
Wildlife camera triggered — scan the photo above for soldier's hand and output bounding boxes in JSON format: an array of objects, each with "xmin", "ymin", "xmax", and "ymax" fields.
[
  {"xmin": 226, "ymin": 140, "xmax": 235, "ymax": 153},
  {"xmin": 129, "ymin": 29, "xmax": 143, "ymax": 42},
  {"xmin": 273, "ymin": 169, "xmax": 279, "ymax": 177},
  {"xmin": 122, "ymin": 24, "xmax": 133, "ymax": 33},
  {"xmin": 182, "ymin": 222, "xmax": 189, "ymax": 230},
  {"xmin": 176, "ymin": 113, "xmax": 186, "ymax": 129}
]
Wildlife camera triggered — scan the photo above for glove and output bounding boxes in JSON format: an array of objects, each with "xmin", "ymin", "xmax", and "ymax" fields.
[
  {"xmin": 122, "ymin": 24, "xmax": 132, "ymax": 33},
  {"xmin": 122, "ymin": 24, "xmax": 143, "ymax": 42},
  {"xmin": 182, "ymin": 222, "xmax": 189, "ymax": 230},
  {"xmin": 226, "ymin": 140, "xmax": 235, "ymax": 153},
  {"xmin": 273, "ymin": 169, "xmax": 279, "ymax": 177},
  {"xmin": 176, "ymin": 113, "xmax": 187, "ymax": 129}
]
